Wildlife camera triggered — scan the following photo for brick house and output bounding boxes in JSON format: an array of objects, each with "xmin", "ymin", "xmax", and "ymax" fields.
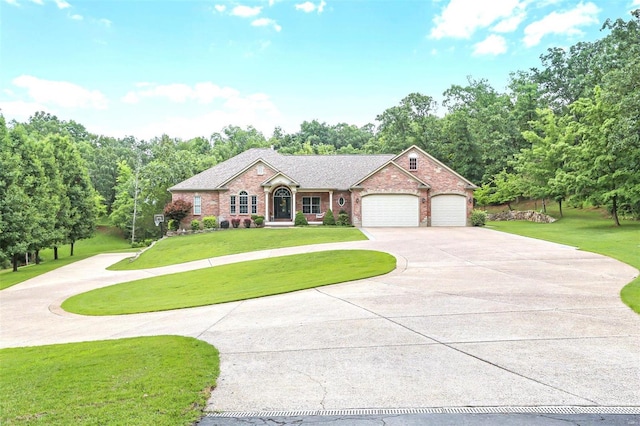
[{"xmin": 168, "ymin": 145, "xmax": 477, "ymax": 227}]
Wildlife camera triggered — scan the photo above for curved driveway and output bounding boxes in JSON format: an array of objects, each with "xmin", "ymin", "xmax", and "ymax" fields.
[{"xmin": 1, "ymin": 227, "xmax": 639, "ymax": 413}]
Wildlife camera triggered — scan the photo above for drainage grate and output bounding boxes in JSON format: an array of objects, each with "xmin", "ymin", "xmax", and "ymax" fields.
[{"xmin": 207, "ymin": 406, "xmax": 640, "ymax": 418}]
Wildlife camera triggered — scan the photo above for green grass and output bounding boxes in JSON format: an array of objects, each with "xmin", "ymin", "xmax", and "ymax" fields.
[
  {"xmin": 0, "ymin": 225, "xmax": 134, "ymax": 290},
  {"xmin": 486, "ymin": 205, "xmax": 640, "ymax": 313},
  {"xmin": 64, "ymin": 250, "xmax": 396, "ymax": 315},
  {"xmin": 0, "ymin": 336, "xmax": 219, "ymax": 425},
  {"xmin": 108, "ymin": 227, "xmax": 368, "ymax": 270}
]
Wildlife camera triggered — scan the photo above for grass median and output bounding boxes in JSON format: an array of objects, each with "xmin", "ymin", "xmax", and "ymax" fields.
[
  {"xmin": 64, "ymin": 249, "xmax": 396, "ymax": 315},
  {"xmin": 108, "ymin": 227, "xmax": 368, "ymax": 270},
  {"xmin": 0, "ymin": 336, "xmax": 219, "ymax": 426},
  {"xmin": 487, "ymin": 206, "xmax": 640, "ymax": 314}
]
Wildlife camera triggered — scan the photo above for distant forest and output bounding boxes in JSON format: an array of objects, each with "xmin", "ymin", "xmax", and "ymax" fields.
[{"xmin": 1, "ymin": 10, "xmax": 638, "ymax": 262}]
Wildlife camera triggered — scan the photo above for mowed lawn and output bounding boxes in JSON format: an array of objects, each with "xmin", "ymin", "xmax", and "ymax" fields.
[
  {"xmin": 0, "ymin": 225, "xmax": 133, "ymax": 290},
  {"xmin": 108, "ymin": 227, "xmax": 368, "ymax": 270},
  {"xmin": 64, "ymin": 250, "xmax": 396, "ymax": 315},
  {"xmin": 0, "ymin": 336, "xmax": 219, "ymax": 426},
  {"xmin": 487, "ymin": 206, "xmax": 640, "ymax": 314}
]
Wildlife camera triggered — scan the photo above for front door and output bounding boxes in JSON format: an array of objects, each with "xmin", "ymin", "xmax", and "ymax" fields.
[{"xmin": 273, "ymin": 187, "xmax": 292, "ymax": 220}]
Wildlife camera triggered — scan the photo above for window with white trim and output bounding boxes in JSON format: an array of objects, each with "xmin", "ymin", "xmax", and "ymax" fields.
[
  {"xmin": 302, "ymin": 196, "xmax": 321, "ymax": 214},
  {"xmin": 230, "ymin": 195, "xmax": 236, "ymax": 214},
  {"xmin": 194, "ymin": 196, "xmax": 201, "ymax": 215},
  {"xmin": 338, "ymin": 197, "xmax": 345, "ymax": 207},
  {"xmin": 257, "ymin": 165, "xmax": 265, "ymax": 175},
  {"xmin": 251, "ymin": 195, "xmax": 257, "ymax": 214},
  {"xmin": 409, "ymin": 153, "xmax": 418, "ymax": 171},
  {"xmin": 239, "ymin": 191, "xmax": 248, "ymax": 214}
]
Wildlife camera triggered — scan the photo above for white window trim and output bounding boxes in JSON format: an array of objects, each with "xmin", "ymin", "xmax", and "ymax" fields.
[
  {"xmin": 230, "ymin": 195, "xmax": 236, "ymax": 214},
  {"xmin": 194, "ymin": 196, "xmax": 202, "ymax": 215},
  {"xmin": 302, "ymin": 196, "xmax": 321, "ymax": 214},
  {"xmin": 239, "ymin": 191, "xmax": 249, "ymax": 214}
]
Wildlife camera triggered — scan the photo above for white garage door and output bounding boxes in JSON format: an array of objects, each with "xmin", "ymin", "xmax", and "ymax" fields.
[
  {"xmin": 361, "ymin": 194, "xmax": 419, "ymax": 227},
  {"xmin": 431, "ymin": 195, "xmax": 467, "ymax": 226}
]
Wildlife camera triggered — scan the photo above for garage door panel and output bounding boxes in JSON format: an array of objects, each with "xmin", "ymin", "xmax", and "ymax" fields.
[
  {"xmin": 431, "ymin": 195, "xmax": 466, "ymax": 227},
  {"xmin": 362, "ymin": 195, "xmax": 419, "ymax": 227}
]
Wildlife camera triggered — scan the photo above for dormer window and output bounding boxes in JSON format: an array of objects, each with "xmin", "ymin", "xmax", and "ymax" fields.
[
  {"xmin": 409, "ymin": 153, "xmax": 418, "ymax": 171},
  {"xmin": 257, "ymin": 165, "xmax": 265, "ymax": 175}
]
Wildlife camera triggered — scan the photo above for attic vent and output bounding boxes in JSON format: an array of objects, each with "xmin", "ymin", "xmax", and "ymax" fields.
[{"xmin": 257, "ymin": 165, "xmax": 265, "ymax": 175}]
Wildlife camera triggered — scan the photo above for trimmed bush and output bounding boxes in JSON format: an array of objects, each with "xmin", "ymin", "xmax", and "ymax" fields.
[
  {"xmin": 336, "ymin": 209, "xmax": 350, "ymax": 226},
  {"xmin": 254, "ymin": 216, "xmax": 264, "ymax": 227},
  {"xmin": 231, "ymin": 218, "xmax": 241, "ymax": 228},
  {"xmin": 243, "ymin": 218, "xmax": 252, "ymax": 228},
  {"xmin": 190, "ymin": 220, "xmax": 201, "ymax": 231},
  {"xmin": 471, "ymin": 209, "xmax": 487, "ymax": 226},
  {"xmin": 323, "ymin": 209, "xmax": 336, "ymax": 226},
  {"xmin": 202, "ymin": 216, "xmax": 217, "ymax": 229},
  {"xmin": 294, "ymin": 211, "xmax": 308, "ymax": 226}
]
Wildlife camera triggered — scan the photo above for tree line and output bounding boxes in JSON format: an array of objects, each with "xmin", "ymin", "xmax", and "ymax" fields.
[{"xmin": 1, "ymin": 10, "xmax": 638, "ymax": 270}]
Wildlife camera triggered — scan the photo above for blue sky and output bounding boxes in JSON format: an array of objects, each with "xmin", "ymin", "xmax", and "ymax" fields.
[{"xmin": 1, "ymin": 0, "xmax": 638, "ymax": 140}]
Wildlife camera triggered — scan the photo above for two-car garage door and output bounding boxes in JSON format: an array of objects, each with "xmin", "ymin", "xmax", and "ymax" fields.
[
  {"xmin": 361, "ymin": 193, "xmax": 467, "ymax": 227},
  {"xmin": 361, "ymin": 194, "xmax": 419, "ymax": 227}
]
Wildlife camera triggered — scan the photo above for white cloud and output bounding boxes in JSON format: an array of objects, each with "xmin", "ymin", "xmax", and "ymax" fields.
[
  {"xmin": 492, "ymin": 11, "xmax": 526, "ymax": 32},
  {"xmin": 473, "ymin": 34, "xmax": 508, "ymax": 55},
  {"xmin": 231, "ymin": 5, "xmax": 262, "ymax": 17},
  {"xmin": 120, "ymin": 94, "xmax": 282, "ymax": 140},
  {"xmin": 523, "ymin": 2, "xmax": 599, "ymax": 47},
  {"xmin": 54, "ymin": 0, "xmax": 70, "ymax": 9},
  {"xmin": 214, "ymin": 4, "xmax": 226, "ymax": 12},
  {"xmin": 251, "ymin": 17, "xmax": 282, "ymax": 32},
  {"xmin": 3, "ymin": 0, "xmax": 19, "ymax": 6},
  {"xmin": 69, "ymin": 13, "xmax": 83, "ymax": 20},
  {"xmin": 122, "ymin": 82, "xmax": 243, "ymax": 105},
  {"xmin": 98, "ymin": 18, "xmax": 112, "ymax": 27},
  {"xmin": 295, "ymin": 0, "xmax": 326, "ymax": 13},
  {"xmin": 631, "ymin": 0, "xmax": 640, "ymax": 6},
  {"xmin": 430, "ymin": 0, "xmax": 525, "ymax": 39},
  {"xmin": 295, "ymin": 1, "xmax": 315, "ymax": 12},
  {"xmin": 12, "ymin": 75, "xmax": 108, "ymax": 109},
  {"xmin": 0, "ymin": 100, "xmax": 49, "ymax": 122},
  {"xmin": 29, "ymin": 0, "xmax": 44, "ymax": 4}
]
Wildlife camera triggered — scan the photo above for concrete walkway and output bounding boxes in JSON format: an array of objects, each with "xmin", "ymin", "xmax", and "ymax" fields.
[{"xmin": 1, "ymin": 227, "xmax": 639, "ymax": 415}]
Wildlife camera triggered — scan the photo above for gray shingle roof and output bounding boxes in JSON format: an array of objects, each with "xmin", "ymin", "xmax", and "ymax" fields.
[{"xmin": 169, "ymin": 148, "xmax": 394, "ymax": 191}]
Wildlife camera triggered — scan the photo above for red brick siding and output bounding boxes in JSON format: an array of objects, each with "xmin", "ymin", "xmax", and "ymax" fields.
[{"xmin": 171, "ymin": 190, "xmax": 219, "ymax": 229}]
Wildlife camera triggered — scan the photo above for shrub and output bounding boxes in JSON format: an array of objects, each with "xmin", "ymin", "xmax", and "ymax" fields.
[
  {"xmin": 143, "ymin": 239, "xmax": 153, "ymax": 247},
  {"xmin": 163, "ymin": 199, "xmax": 192, "ymax": 223},
  {"xmin": 336, "ymin": 209, "xmax": 350, "ymax": 226},
  {"xmin": 220, "ymin": 220, "xmax": 230, "ymax": 229},
  {"xmin": 167, "ymin": 219, "xmax": 179, "ymax": 231},
  {"xmin": 231, "ymin": 218, "xmax": 241, "ymax": 228},
  {"xmin": 471, "ymin": 209, "xmax": 487, "ymax": 227},
  {"xmin": 254, "ymin": 216, "xmax": 264, "ymax": 227},
  {"xmin": 294, "ymin": 211, "xmax": 308, "ymax": 226},
  {"xmin": 323, "ymin": 209, "xmax": 336, "ymax": 226},
  {"xmin": 202, "ymin": 216, "xmax": 217, "ymax": 229},
  {"xmin": 243, "ymin": 218, "xmax": 252, "ymax": 228},
  {"xmin": 190, "ymin": 219, "xmax": 201, "ymax": 231}
]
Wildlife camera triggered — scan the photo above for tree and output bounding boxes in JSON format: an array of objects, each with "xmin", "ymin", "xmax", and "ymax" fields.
[
  {"xmin": 163, "ymin": 199, "xmax": 192, "ymax": 226},
  {"xmin": 0, "ymin": 118, "xmax": 33, "ymax": 271},
  {"xmin": 51, "ymin": 135, "xmax": 99, "ymax": 255}
]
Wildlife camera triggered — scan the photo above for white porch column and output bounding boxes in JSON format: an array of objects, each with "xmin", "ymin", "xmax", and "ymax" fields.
[
  {"xmin": 329, "ymin": 190, "xmax": 333, "ymax": 211},
  {"xmin": 291, "ymin": 188, "xmax": 297, "ymax": 220},
  {"xmin": 264, "ymin": 187, "xmax": 270, "ymax": 221}
]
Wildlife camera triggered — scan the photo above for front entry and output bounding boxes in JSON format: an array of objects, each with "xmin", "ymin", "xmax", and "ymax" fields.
[{"xmin": 273, "ymin": 187, "xmax": 292, "ymax": 220}]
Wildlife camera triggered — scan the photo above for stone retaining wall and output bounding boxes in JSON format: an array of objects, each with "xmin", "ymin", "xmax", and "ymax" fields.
[{"xmin": 487, "ymin": 210, "xmax": 556, "ymax": 223}]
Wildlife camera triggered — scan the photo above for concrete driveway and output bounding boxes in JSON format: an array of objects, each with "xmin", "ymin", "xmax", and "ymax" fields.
[{"xmin": 1, "ymin": 227, "xmax": 638, "ymax": 414}]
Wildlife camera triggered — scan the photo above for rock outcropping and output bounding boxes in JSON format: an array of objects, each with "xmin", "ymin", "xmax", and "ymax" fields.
[{"xmin": 487, "ymin": 210, "xmax": 556, "ymax": 223}]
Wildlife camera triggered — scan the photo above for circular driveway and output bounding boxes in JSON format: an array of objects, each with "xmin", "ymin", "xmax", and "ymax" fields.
[{"xmin": 1, "ymin": 227, "xmax": 639, "ymax": 413}]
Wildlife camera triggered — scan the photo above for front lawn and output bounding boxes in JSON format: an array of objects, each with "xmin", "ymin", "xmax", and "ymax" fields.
[
  {"xmin": 0, "ymin": 336, "xmax": 219, "ymax": 426},
  {"xmin": 0, "ymin": 225, "xmax": 134, "ymax": 290},
  {"xmin": 108, "ymin": 227, "xmax": 367, "ymax": 270},
  {"xmin": 64, "ymin": 250, "xmax": 396, "ymax": 315},
  {"xmin": 487, "ymin": 206, "xmax": 640, "ymax": 314}
]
